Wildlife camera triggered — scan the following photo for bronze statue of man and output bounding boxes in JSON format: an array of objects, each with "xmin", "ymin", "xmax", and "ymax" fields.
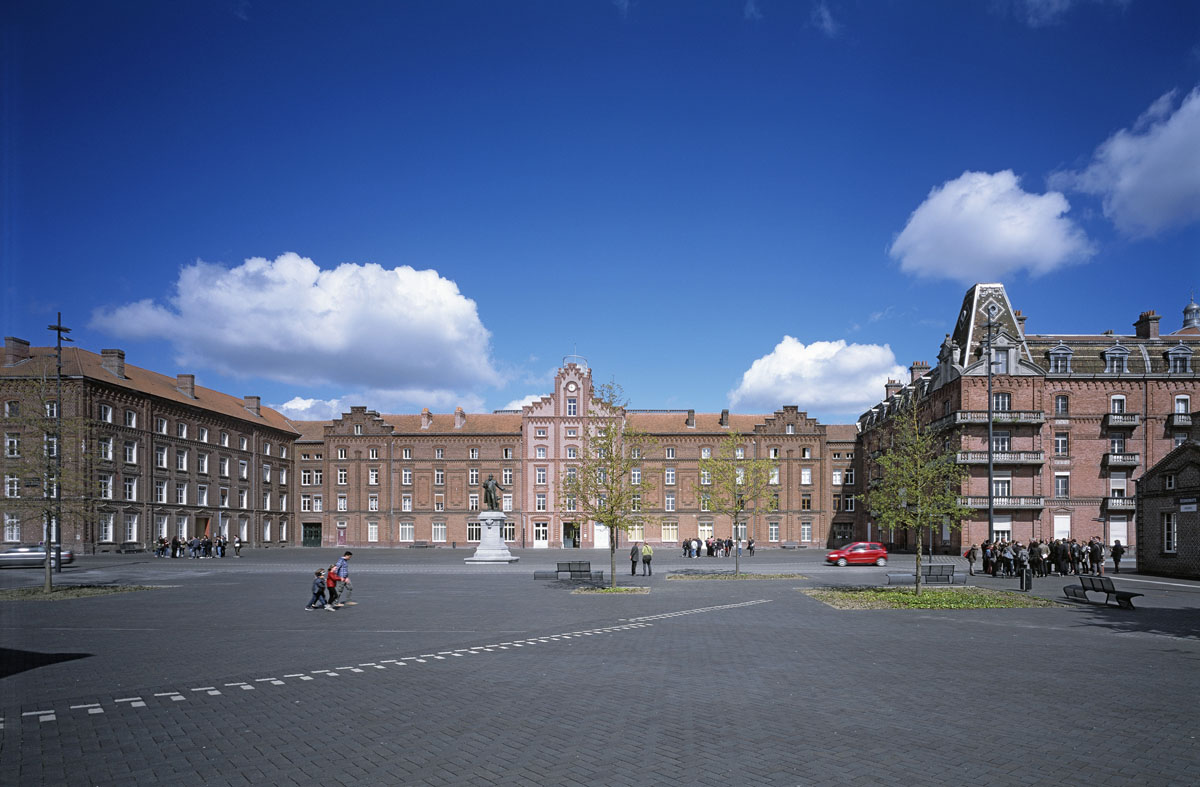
[{"xmin": 482, "ymin": 474, "xmax": 505, "ymax": 511}]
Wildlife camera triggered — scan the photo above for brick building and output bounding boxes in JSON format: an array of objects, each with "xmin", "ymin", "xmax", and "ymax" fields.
[
  {"xmin": 1135, "ymin": 441, "xmax": 1200, "ymax": 579},
  {"xmin": 289, "ymin": 361, "xmax": 859, "ymax": 550},
  {"xmin": 2, "ymin": 338, "xmax": 297, "ymax": 552},
  {"xmin": 856, "ymin": 284, "xmax": 1199, "ymax": 554}
]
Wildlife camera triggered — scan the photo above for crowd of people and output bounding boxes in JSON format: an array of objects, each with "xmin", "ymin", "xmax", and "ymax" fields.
[
  {"xmin": 153, "ymin": 535, "xmax": 244, "ymax": 559},
  {"xmin": 680, "ymin": 537, "xmax": 752, "ymax": 558},
  {"xmin": 965, "ymin": 537, "xmax": 1126, "ymax": 578}
]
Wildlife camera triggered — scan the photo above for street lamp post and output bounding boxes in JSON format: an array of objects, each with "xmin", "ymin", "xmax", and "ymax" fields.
[{"xmin": 46, "ymin": 314, "xmax": 72, "ymax": 591}]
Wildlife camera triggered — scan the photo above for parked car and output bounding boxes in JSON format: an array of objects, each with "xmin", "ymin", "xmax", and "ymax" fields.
[
  {"xmin": 825, "ymin": 542, "xmax": 888, "ymax": 567},
  {"xmin": 0, "ymin": 544, "xmax": 75, "ymax": 568}
]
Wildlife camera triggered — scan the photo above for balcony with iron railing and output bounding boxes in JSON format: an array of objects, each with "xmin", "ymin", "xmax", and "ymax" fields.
[
  {"xmin": 955, "ymin": 450, "xmax": 1045, "ymax": 465},
  {"xmin": 1102, "ymin": 452, "xmax": 1140, "ymax": 467},
  {"xmin": 932, "ymin": 410, "xmax": 1045, "ymax": 430},
  {"xmin": 1103, "ymin": 412, "xmax": 1141, "ymax": 428},
  {"xmin": 960, "ymin": 495, "xmax": 1045, "ymax": 510}
]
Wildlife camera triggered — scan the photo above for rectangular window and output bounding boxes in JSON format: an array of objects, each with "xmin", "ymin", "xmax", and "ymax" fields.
[
  {"xmin": 468, "ymin": 493, "xmax": 479, "ymax": 511},
  {"xmin": 198, "ymin": 484, "xmax": 208, "ymax": 506},
  {"xmin": 176, "ymin": 482, "xmax": 187, "ymax": 505},
  {"xmin": 197, "ymin": 453, "xmax": 208, "ymax": 474},
  {"xmin": 402, "ymin": 494, "xmax": 412, "ymax": 512},
  {"xmin": 435, "ymin": 448, "xmax": 444, "ymax": 459},
  {"xmin": 434, "ymin": 469, "xmax": 444, "ymax": 486},
  {"xmin": 367, "ymin": 521, "xmax": 378, "ymax": 543},
  {"xmin": 155, "ymin": 445, "xmax": 168, "ymax": 468},
  {"xmin": 469, "ymin": 467, "xmax": 480, "ymax": 484},
  {"xmin": 665, "ymin": 468, "xmax": 675, "ymax": 485},
  {"xmin": 99, "ymin": 437, "xmax": 113, "ymax": 461},
  {"xmin": 769, "ymin": 521, "xmax": 779, "ymax": 542},
  {"xmin": 700, "ymin": 494, "xmax": 710, "ymax": 512},
  {"xmin": 469, "ymin": 447, "xmax": 479, "ymax": 459},
  {"xmin": 844, "ymin": 469, "xmax": 855, "ymax": 485},
  {"xmin": 1110, "ymin": 396, "xmax": 1126, "ymax": 414},
  {"xmin": 263, "ymin": 464, "xmax": 271, "ymax": 482},
  {"xmin": 802, "ymin": 447, "xmax": 811, "ymax": 459},
  {"xmin": 220, "ymin": 457, "xmax": 229, "ymax": 477},
  {"xmin": 368, "ymin": 493, "xmax": 378, "ymax": 512},
  {"xmin": 1163, "ymin": 512, "xmax": 1177, "ymax": 553},
  {"xmin": 661, "ymin": 521, "xmax": 678, "ymax": 542},
  {"xmin": 1054, "ymin": 432, "xmax": 1069, "ymax": 456},
  {"xmin": 312, "ymin": 495, "xmax": 322, "ymax": 512},
  {"xmin": 156, "ymin": 515, "xmax": 169, "ymax": 539},
  {"xmin": 665, "ymin": 493, "xmax": 675, "ymax": 512},
  {"xmin": 833, "ymin": 469, "xmax": 843, "ymax": 485},
  {"xmin": 536, "ymin": 446, "xmax": 546, "ymax": 459},
  {"xmin": 156, "ymin": 417, "xmax": 168, "ymax": 434},
  {"xmin": 337, "ymin": 468, "xmax": 348, "ymax": 485},
  {"xmin": 3, "ymin": 433, "xmax": 17, "ymax": 457},
  {"xmin": 503, "ymin": 448, "xmax": 512, "ymax": 459},
  {"xmin": 432, "ymin": 522, "xmax": 446, "ymax": 542},
  {"xmin": 177, "ymin": 422, "xmax": 188, "ymax": 439},
  {"xmin": 631, "ymin": 468, "xmax": 641, "ymax": 485},
  {"xmin": 699, "ymin": 469, "xmax": 710, "ymax": 485},
  {"xmin": 628, "ymin": 522, "xmax": 644, "ymax": 541},
  {"xmin": 45, "ymin": 401, "xmax": 58, "ymax": 418},
  {"xmin": 98, "ymin": 404, "xmax": 111, "ymax": 422},
  {"xmin": 769, "ymin": 467, "xmax": 779, "ymax": 485},
  {"xmin": 567, "ymin": 397, "xmax": 577, "ymax": 416},
  {"xmin": 279, "ymin": 493, "xmax": 287, "ymax": 511},
  {"xmin": 502, "ymin": 468, "xmax": 513, "ymax": 485},
  {"xmin": 402, "ymin": 468, "xmax": 412, "ymax": 485},
  {"xmin": 844, "ymin": 496, "xmax": 855, "ymax": 512},
  {"xmin": 467, "ymin": 521, "xmax": 481, "ymax": 542},
  {"xmin": 735, "ymin": 447, "xmax": 744, "ymax": 459},
  {"xmin": 220, "ymin": 431, "xmax": 229, "ymax": 447},
  {"xmin": 239, "ymin": 460, "xmax": 248, "ymax": 479},
  {"xmin": 1176, "ymin": 395, "xmax": 1191, "ymax": 414},
  {"xmin": 566, "ymin": 446, "xmax": 577, "ymax": 459},
  {"xmin": 198, "ymin": 427, "xmax": 208, "ymax": 443},
  {"xmin": 801, "ymin": 521, "xmax": 812, "ymax": 541},
  {"xmin": 238, "ymin": 489, "xmax": 247, "ymax": 509},
  {"xmin": 98, "ymin": 474, "xmax": 112, "ymax": 499},
  {"xmin": 536, "ymin": 467, "xmax": 547, "ymax": 484},
  {"xmin": 240, "ymin": 436, "xmax": 248, "ymax": 451},
  {"xmin": 769, "ymin": 447, "xmax": 780, "ymax": 459},
  {"xmin": 631, "ymin": 494, "xmax": 641, "ymax": 512},
  {"xmin": 535, "ymin": 493, "xmax": 546, "ymax": 511},
  {"xmin": 1109, "ymin": 435, "xmax": 1125, "ymax": 454},
  {"xmin": 993, "ymin": 477, "xmax": 1012, "ymax": 497},
  {"xmin": 124, "ymin": 409, "xmax": 137, "ymax": 428},
  {"xmin": 534, "ymin": 429, "xmax": 545, "ymax": 438},
  {"xmin": 99, "ymin": 513, "xmax": 114, "ymax": 542},
  {"xmin": 992, "ymin": 431, "xmax": 1010, "ymax": 452},
  {"xmin": 403, "ymin": 447, "xmax": 412, "ymax": 459},
  {"xmin": 301, "ymin": 494, "xmax": 311, "ymax": 512},
  {"xmin": 399, "ymin": 522, "xmax": 414, "ymax": 541},
  {"xmin": 801, "ymin": 494, "xmax": 811, "ymax": 510},
  {"xmin": 698, "ymin": 521, "xmax": 713, "ymax": 540},
  {"xmin": 434, "ymin": 494, "xmax": 444, "ymax": 512},
  {"xmin": 124, "ymin": 513, "xmax": 138, "ymax": 542},
  {"xmin": 1165, "ymin": 474, "xmax": 1176, "ymax": 491},
  {"xmin": 43, "ymin": 433, "xmax": 58, "ymax": 458},
  {"xmin": 177, "ymin": 449, "xmax": 188, "ymax": 471},
  {"xmin": 801, "ymin": 468, "xmax": 812, "ymax": 485},
  {"xmin": 155, "ymin": 480, "xmax": 167, "ymax": 503},
  {"xmin": 992, "ymin": 392, "xmax": 1011, "ymax": 412},
  {"xmin": 701, "ymin": 447, "xmax": 711, "ymax": 459},
  {"xmin": 665, "ymin": 447, "xmax": 675, "ymax": 459},
  {"xmin": 368, "ymin": 447, "xmax": 377, "ymax": 459},
  {"xmin": 503, "ymin": 493, "xmax": 513, "ymax": 512},
  {"xmin": 263, "ymin": 491, "xmax": 271, "ymax": 510},
  {"xmin": 337, "ymin": 494, "xmax": 347, "ymax": 511}
]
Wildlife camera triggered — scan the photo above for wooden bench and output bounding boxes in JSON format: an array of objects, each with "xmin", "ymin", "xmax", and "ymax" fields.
[
  {"xmin": 534, "ymin": 561, "xmax": 604, "ymax": 581},
  {"xmin": 408, "ymin": 540, "xmax": 434, "ymax": 548},
  {"xmin": 887, "ymin": 564, "xmax": 959, "ymax": 585},
  {"xmin": 1063, "ymin": 575, "xmax": 1143, "ymax": 609}
]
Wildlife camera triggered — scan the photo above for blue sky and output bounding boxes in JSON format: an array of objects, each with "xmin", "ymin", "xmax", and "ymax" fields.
[{"xmin": 4, "ymin": 0, "xmax": 1199, "ymax": 424}]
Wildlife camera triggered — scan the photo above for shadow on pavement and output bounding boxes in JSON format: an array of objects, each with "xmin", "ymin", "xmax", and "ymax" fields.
[
  {"xmin": 1071, "ymin": 606, "xmax": 1200, "ymax": 640},
  {"xmin": 0, "ymin": 647, "xmax": 92, "ymax": 679}
]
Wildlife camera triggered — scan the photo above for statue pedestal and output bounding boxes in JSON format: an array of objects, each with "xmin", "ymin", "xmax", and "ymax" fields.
[{"xmin": 464, "ymin": 510, "xmax": 519, "ymax": 564}]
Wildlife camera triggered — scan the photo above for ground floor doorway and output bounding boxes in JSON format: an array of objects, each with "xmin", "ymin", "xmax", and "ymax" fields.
[
  {"xmin": 562, "ymin": 522, "xmax": 580, "ymax": 548},
  {"xmin": 302, "ymin": 522, "xmax": 322, "ymax": 547}
]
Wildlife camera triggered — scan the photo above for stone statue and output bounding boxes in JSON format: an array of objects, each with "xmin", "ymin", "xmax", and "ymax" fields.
[{"xmin": 482, "ymin": 474, "xmax": 505, "ymax": 511}]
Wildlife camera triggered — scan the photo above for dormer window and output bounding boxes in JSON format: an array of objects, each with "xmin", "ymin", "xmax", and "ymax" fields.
[
  {"xmin": 1166, "ymin": 343, "xmax": 1192, "ymax": 374},
  {"xmin": 1048, "ymin": 343, "xmax": 1073, "ymax": 374},
  {"xmin": 1103, "ymin": 343, "xmax": 1129, "ymax": 374}
]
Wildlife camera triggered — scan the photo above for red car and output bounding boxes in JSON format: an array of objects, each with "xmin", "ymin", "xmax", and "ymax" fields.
[{"xmin": 825, "ymin": 542, "xmax": 888, "ymax": 567}]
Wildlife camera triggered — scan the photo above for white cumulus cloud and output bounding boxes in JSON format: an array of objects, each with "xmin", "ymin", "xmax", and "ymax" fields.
[
  {"xmin": 91, "ymin": 253, "xmax": 502, "ymax": 399},
  {"xmin": 272, "ymin": 388, "xmax": 488, "ymax": 422},
  {"xmin": 502, "ymin": 394, "xmax": 548, "ymax": 411},
  {"xmin": 729, "ymin": 337, "xmax": 907, "ymax": 416},
  {"xmin": 889, "ymin": 170, "xmax": 1094, "ymax": 283},
  {"xmin": 1050, "ymin": 87, "xmax": 1200, "ymax": 237}
]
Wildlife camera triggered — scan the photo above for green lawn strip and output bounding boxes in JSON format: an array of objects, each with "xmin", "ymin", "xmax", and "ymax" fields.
[
  {"xmin": 667, "ymin": 573, "xmax": 807, "ymax": 581},
  {"xmin": 0, "ymin": 585, "xmax": 162, "ymax": 602},
  {"xmin": 803, "ymin": 586, "xmax": 1061, "ymax": 610},
  {"xmin": 572, "ymin": 586, "xmax": 651, "ymax": 594}
]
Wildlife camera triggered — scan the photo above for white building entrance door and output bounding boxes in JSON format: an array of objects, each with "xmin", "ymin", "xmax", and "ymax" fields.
[
  {"xmin": 1054, "ymin": 514, "xmax": 1071, "ymax": 540},
  {"xmin": 533, "ymin": 522, "xmax": 549, "ymax": 549},
  {"xmin": 592, "ymin": 522, "xmax": 610, "ymax": 550},
  {"xmin": 1109, "ymin": 516, "xmax": 1128, "ymax": 546}
]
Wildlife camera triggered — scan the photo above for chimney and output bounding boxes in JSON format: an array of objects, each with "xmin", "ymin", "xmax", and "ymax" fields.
[
  {"xmin": 4, "ymin": 337, "xmax": 30, "ymax": 366},
  {"xmin": 421, "ymin": 408, "xmax": 433, "ymax": 429},
  {"xmin": 686, "ymin": 409, "xmax": 695, "ymax": 428},
  {"xmin": 885, "ymin": 379, "xmax": 903, "ymax": 399},
  {"xmin": 1014, "ymin": 310, "xmax": 1027, "ymax": 333},
  {"xmin": 719, "ymin": 409, "xmax": 729, "ymax": 427},
  {"xmin": 1133, "ymin": 310, "xmax": 1160, "ymax": 339},
  {"xmin": 101, "ymin": 349, "xmax": 126, "ymax": 378},
  {"xmin": 454, "ymin": 407, "xmax": 466, "ymax": 429},
  {"xmin": 909, "ymin": 361, "xmax": 931, "ymax": 383},
  {"xmin": 176, "ymin": 374, "xmax": 195, "ymax": 398},
  {"xmin": 243, "ymin": 395, "xmax": 261, "ymax": 416}
]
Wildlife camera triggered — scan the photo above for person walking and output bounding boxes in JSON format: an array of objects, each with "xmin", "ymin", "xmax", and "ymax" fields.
[
  {"xmin": 630, "ymin": 542, "xmax": 640, "ymax": 575},
  {"xmin": 641, "ymin": 542, "xmax": 654, "ymax": 576},
  {"xmin": 747, "ymin": 538, "xmax": 755, "ymax": 557},
  {"xmin": 324, "ymin": 564, "xmax": 341, "ymax": 609},
  {"xmin": 233, "ymin": 536, "xmax": 242, "ymax": 557},
  {"xmin": 1110, "ymin": 540, "xmax": 1126, "ymax": 573},
  {"xmin": 305, "ymin": 569, "xmax": 331, "ymax": 610},
  {"xmin": 966, "ymin": 544, "xmax": 980, "ymax": 576},
  {"xmin": 1090, "ymin": 538, "xmax": 1105, "ymax": 575},
  {"xmin": 333, "ymin": 551, "xmax": 354, "ymax": 605}
]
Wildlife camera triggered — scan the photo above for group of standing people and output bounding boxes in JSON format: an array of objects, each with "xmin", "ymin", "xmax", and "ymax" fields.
[
  {"xmin": 680, "ymin": 537, "xmax": 743, "ymax": 558},
  {"xmin": 155, "ymin": 535, "xmax": 243, "ymax": 559},
  {"xmin": 965, "ymin": 537, "xmax": 1126, "ymax": 578},
  {"xmin": 629, "ymin": 542, "xmax": 654, "ymax": 575},
  {"xmin": 306, "ymin": 551, "xmax": 354, "ymax": 610}
]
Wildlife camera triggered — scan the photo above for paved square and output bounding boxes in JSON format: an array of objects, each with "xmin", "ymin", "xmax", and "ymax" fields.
[{"xmin": 2, "ymin": 548, "xmax": 1198, "ymax": 785}]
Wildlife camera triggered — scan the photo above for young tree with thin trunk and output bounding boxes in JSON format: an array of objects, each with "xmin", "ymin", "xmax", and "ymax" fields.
[
  {"xmin": 859, "ymin": 400, "xmax": 972, "ymax": 595},
  {"xmin": 695, "ymin": 431, "xmax": 778, "ymax": 576},
  {"xmin": 559, "ymin": 381, "xmax": 657, "ymax": 587},
  {"xmin": 1, "ymin": 376, "xmax": 91, "ymax": 592}
]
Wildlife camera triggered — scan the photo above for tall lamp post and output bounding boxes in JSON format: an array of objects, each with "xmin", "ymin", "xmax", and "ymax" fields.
[
  {"xmin": 983, "ymin": 304, "xmax": 998, "ymax": 546},
  {"xmin": 46, "ymin": 314, "xmax": 72, "ymax": 592}
]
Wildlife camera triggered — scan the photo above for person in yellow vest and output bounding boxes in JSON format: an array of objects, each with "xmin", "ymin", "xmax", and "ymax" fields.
[{"xmin": 641, "ymin": 542, "xmax": 654, "ymax": 576}]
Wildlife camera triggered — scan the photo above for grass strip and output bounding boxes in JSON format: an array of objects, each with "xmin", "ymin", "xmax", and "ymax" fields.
[
  {"xmin": 0, "ymin": 585, "xmax": 161, "ymax": 602},
  {"xmin": 803, "ymin": 586, "xmax": 1061, "ymax": 610}
]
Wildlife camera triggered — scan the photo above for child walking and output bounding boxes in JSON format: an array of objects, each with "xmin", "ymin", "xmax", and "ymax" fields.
[{"xmin": 305, "ymin": 568, "xmax": 334, "ymax": 611}]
